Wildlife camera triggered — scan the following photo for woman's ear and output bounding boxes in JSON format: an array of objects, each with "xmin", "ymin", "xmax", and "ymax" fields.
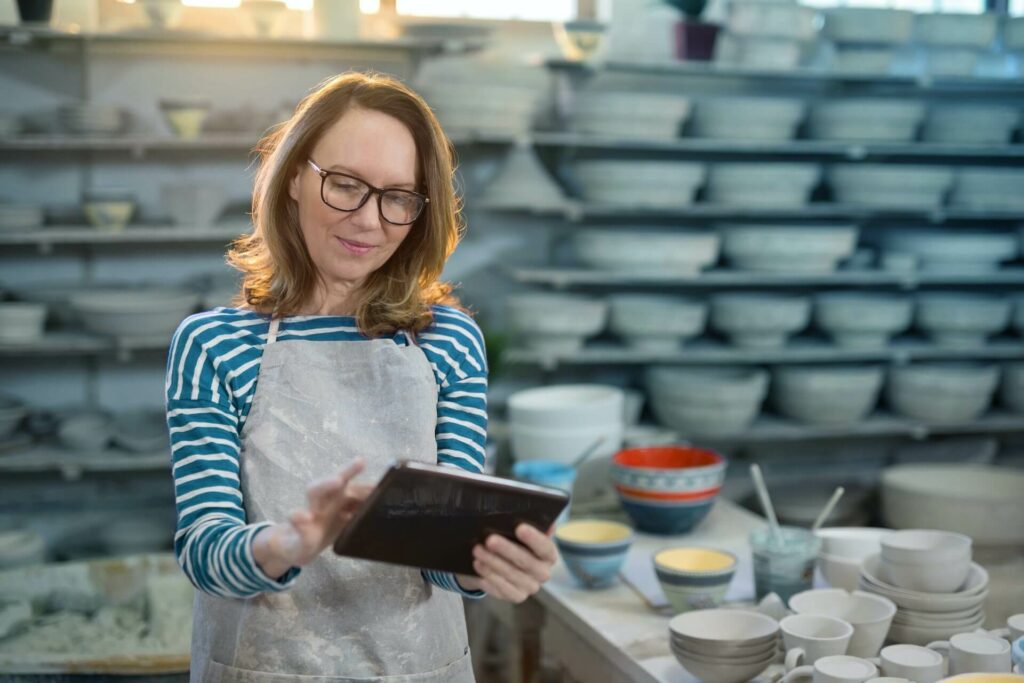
[{"xmin": 288, "ymin": 163, "xmax": 303, "ymax": 203}]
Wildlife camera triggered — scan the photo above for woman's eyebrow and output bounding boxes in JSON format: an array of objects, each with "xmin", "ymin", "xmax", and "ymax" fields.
[{"xmin": 325, "ymin": 163, "xmax": 416, "ymax": 190}]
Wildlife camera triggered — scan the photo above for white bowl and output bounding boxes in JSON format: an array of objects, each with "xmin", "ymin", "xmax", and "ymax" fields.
[
  {"xmin": 691, "ymin": 97, "xmax": 805, "ymax": 141},
  {"xmin": 646, "ymin": 366, "xmax": 768, "ymax": 436},
  {"xmin": 509, "ymin": 384, "xmax": 624, "ymax": 430},
  {"xmin": 915, "ymin": 293, "xmax": 1011, "ymax": 347},
  {"xmin": 608, "ymin": 295, "xmax": 707, "ymax": 349},
  {"xmin": 825, "ymin": 8, "xmax": 914, "ymax": 44},
  {"xmin": 861, "ymin": 555, "xmax": 989, "ymax": 600},
  {"xmin": 882, "ymin": 230, "xmax": 1018, "ymax": 272},
  {"xmin": 573, "ymin": 228, "xmax": 720, "ymax": 275},
  {"xmin": 69, "ymin": 289, "xmax": 199, "ymax": 338},
  {"xmin": 881, "ymin": 529, "xmax": 973, "ymax": 566},
  {"xmin": 706, "ymin": 163, "xmax": 820, "ymax": 207},
  {"xmin": 831, "ymin": 47, "xmax": 895, "ymax": 75},
  {"xmin": 1001, "ymin": 363, "xmax": 1024, "ymax": 414},
  {"xmin": 669, "ymin": 608, "xmax": 780, "ymax": 644},
  {"xmin": 112, "ymin": 411, "xmax": 169, "ymax": 454},
  {"xmin": 828, "ymin": 165, "xmax": 953, "ymax": 209},
  {"xmin": 915, "ymin": 12, "xmax": 997, "ymax": 48},
  {"xmin": 0, "ymin": 204, "xmax": 44, "ymax": 232},
  {"xmin": 815, "ymin": 293, "xmax": 913, "ymax": 348},
  {"xmin": 509, "ymin": 422, "xmax": 623, "ymax": 465},
  {"xmin": 879, "ymin": 556, "xmax": 971, "ymax": 594},
  {"xmin": 0, "ymin": 303, "xmax": 47, "ymax": 343},
  {"xmin": 923, "ymin": 106, "xmax": 1020, "ymax": 145},
  {"xmin": 58, "ymin": 411, "xmax": 112, "ymax": 452},
  {"xmin": 817, "ymin": 527, "xmax": 892, "ymax": 559},
  {"xmin": 886, "ymin": 363, "xmax": 999, "ymax": 424},
  {"xmin": 670, "ymin": 644, "xmax": 775, "ymax": 683},
  {"xmin": 925, "ymin": 48, "xmax": 981, "ymax": 77},
  {"xmin": 711, "ymin": 293, "xmax": 811, "ymax": 348},
  {"xmin": 952, "ymin": 169, "xmax": 1024, "ymax": 211},
  {"xmin": 572, "ymin": 92, "xmax": 691, "ymax": 140},
  {"xmin": 727, "ymin": 1, "xmax": 820, "ymax": 40},
  {"xmin": 481, "ymin": 146, "xmax": 567, "ymax": 212},
  {"xmin": 572, "ymin": 160, "xmax": 706, "ymax": 208},
  {"xmin": 83, "ymin": 199, "xmax": 135, "ymax": 232},
  {"xmin": 809, "ymin": 100, "xmax": 924, "ymax": 143},
  {"xmin": 886, "ymin": 616, "xmax": 986, "ymax": 646},
  {"xmin": 506, "ymin": 294, "xmax": 607, "ymax": 353},
  {"xmin": 818, "ymin": 552, "xmax": 864, "ymax": 592},
  {"xmin": 881, "ymin": 464, "xmax": 1024, "ymax": 546},
  {"xmin": 161, "ymin": 182, "xmax": 227, "ymax": 227},
  {"xmin": 719, "ymin": 224, "xmax": 858, "ymax": 274},
  {"xmin": 773, "ymin": 365, "xmax": 884, "ymax": 425},
  {"xmin": 714, "ymin": 33, "xmax": 809, "ymax": 70}
]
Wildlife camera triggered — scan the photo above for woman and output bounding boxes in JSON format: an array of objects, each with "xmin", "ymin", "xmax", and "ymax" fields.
[{"xmin": 165, "ymin": 72, "xmax": 557, "ymax": 682}]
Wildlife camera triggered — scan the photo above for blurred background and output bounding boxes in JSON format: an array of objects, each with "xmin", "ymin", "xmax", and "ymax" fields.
[{"xmin": 1, "ymin": 0, "xmax": 1024, "ymax": 680}]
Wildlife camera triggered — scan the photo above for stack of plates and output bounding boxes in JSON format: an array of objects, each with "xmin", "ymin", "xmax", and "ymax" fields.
[
  {"xmin": 571, "ymin": 91, "xmax": 692, "ymax": 141},
  {"xmin": 57, "ymin": 104, "xmax": 127, "ymax": 136},
  {"xmin": 859, "ymin": 555, "xmax": 988, "ymax": 646},
  {"xmin": 0, "ymin": 204, "xmax": 44, "ymax": 232}
]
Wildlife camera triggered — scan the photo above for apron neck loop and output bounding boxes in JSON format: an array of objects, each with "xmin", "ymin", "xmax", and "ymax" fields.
[
  {"xmin": 267, "ymin": 317, "xmax": 281, "ymax": 345},
  {"xmin": 404, "ymin": 329, "xmax": 418, "ymax": 347}
]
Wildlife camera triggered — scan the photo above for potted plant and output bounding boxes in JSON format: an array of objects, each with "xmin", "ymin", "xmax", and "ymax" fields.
[{"xmin": 665, "ymin": 0, "xmax": 720, "ymax": 61}]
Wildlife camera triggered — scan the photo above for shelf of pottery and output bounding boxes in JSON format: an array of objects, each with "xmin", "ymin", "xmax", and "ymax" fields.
[{"xmin": 430, "ymin": 8, "xmax": 1024, "ymax": 497}]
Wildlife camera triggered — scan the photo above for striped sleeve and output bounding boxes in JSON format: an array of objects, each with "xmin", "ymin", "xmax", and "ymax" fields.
[
  {"xmin": 165, "ymin": 312, "xmax": 300, "ymax": 598},
  {"xmin": 420, "ymin": 306, "xmax": 490, "ymax": 599}
]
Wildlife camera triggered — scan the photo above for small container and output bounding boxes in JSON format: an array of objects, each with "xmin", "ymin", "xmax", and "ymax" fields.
[
  {"xmin": 750, "ymin": 525, "xmax": 821, "ymax": 602},
  {"xmin": 512, "ymin": 460, "xmax": 576, "ymax": 526},
  {"xmin": 554, "ymin": 519, "xmax": 633, "ymax": 589}
]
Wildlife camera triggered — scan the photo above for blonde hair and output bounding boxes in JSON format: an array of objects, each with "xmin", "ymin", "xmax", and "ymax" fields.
[{"xmin": 228, "ymin": 71, "xmax": 463, "ymax": 336}]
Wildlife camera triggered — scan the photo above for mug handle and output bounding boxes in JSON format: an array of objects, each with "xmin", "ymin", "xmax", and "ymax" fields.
[
  {"xmin": 781, "ymin": 664, "xmax": 814, "ymax": 683},
  {"xmin": 926, "ymin": 640, "xmax": 950, "ymax": 656},
  {"xmin": 988, "ymin": 628, "xmax": 1011, "ymax": 641},
  {"xmin": 786, "ymin": 648, "xmax": 807, "ymax": 672}
]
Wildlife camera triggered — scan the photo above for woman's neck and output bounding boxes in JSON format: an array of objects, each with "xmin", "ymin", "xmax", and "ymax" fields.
[{"xmin": 300, "ymin": 279, "xmax": 363, "ymax": 316}]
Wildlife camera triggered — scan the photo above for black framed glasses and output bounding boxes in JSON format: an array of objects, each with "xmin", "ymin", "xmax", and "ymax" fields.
[{"xmin": 307, "ymin": 159, "xmax": 429, "ymax": 226}]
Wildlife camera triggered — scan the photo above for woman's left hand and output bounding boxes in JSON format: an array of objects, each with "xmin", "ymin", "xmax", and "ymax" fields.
[{"xmin": 464, "ymin": 524, "xmax": 558, "ymax": 603}]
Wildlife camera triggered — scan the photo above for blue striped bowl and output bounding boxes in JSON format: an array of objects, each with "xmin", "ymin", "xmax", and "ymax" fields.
[
  {"xmin": 555, "ymin": 519, "xmax": 634, "ymax": 589},
  {"xmin": 655, "ymin": 547, "xmax": 738, "ymax": 614}
]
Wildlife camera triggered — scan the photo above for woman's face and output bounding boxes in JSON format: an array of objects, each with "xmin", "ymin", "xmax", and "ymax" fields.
[{"xmin": 289, "ymin": 107, "xmax": 418, "ymax": 292}]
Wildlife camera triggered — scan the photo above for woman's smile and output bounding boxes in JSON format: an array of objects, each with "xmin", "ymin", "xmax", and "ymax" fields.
[{"xmin": 335, "ymin": 236, "xmax": 376, "ymax": 255}]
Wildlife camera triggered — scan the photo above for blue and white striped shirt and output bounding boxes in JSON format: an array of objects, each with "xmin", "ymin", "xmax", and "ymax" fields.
[{"xmin": 165, "ymin": 304, "xmax": 488, "ymax": 600}]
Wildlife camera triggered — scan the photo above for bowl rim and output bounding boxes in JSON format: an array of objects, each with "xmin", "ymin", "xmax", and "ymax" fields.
[
  {"xmin": 611, "ymin": 445, "xmax": 725, "ymax": 471},
  {"xmin": 654, "ymin": 546, "xmax": 738, "ymax": 576},
  {"xmin": 554, "ymin": 519, "xmax": 635, "ymax": 549}
]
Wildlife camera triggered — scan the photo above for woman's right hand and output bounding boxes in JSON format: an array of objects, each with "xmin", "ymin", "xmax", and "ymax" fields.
[{"xmin": 253, "ymin": 458, "xmax": 370, "ymax": 580}]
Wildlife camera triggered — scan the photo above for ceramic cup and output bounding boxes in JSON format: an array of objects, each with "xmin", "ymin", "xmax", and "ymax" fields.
[
  {"xmin": 874, "ymin": 644, "xmax": 945, "ymax": 683},
  {"xmin": 1013, "ymin": 636, "xmax": 1023, "ymax": 671},
  {"xmin": 752, "ymin": 526, "xmax": 822, "ymax": 603},
  {"xmin": 783, "ymin": 614, "xmax": 855, "ymax": 670},
  {"xmin": 790, "ymin": 589, "xmax": 897, "ymax": 659},
  {"xmin": 988, "ymin": 614, "xmax": 1024, "ymax": 643},
  {"xmin": 927, "ymin": 632, "xmax": 1012, "ymax": 676},
  {"xmin": 782, "ymin": 655, "xmax": 879, "ymax": 683}
]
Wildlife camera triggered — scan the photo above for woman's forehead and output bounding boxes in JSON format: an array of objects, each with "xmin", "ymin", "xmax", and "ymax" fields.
[{"xmin": 313, "ymin": 108, "xmax": 418, "ymax": 187}]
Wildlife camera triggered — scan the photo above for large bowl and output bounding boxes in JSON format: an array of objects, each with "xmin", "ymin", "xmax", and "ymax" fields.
[
  {"xmin": 655, "ymin": 547, "xmax": 737, "ymax": 613},
  {"xmin": 573, "ymin": 229, "xmax": 720, "ymax": 275},
  {"xmin": 711, "ymin": 293, "xmax": 811, "ymax": 348},
  {"xmin": 508, "ymin": 384, "xmax": 623, "ymax": 430},
  {"xmin": 669, "ymin": 608, "xmax": 780, "ymax": 648},
  {"xmin": 506, "ymin": 294, "xmax": 607, "ymax": 353},
  {"xmin": 915, "ymin": 293, "xmax": 1011, "ymax": 347},
  {"xmin": 815, "ymin": 293, "xmax": 913, "ymax": 348},
  {"xmin": 727, "ymin": 1, "xmax": 820, "ymax": 40},
  {"xmin": 951, "ymin": 168, "xmax": 1024, "ymax": 211},
  {"xmin": 706, "ymin": 163, "xmax": 821, "ymax": 207},
  {"xmin": 923, "ymin": 105, "xmax": 1020, "ymax": 145},
  {"xmin": 881, "ymin": 464, "xmax": 1024, "ymax": 546},
  {"xmin": 772, "ymin": 365, "xmax": 884, "ymax": 425},
  {"xmin": 572, "ymin": 160, "xmax": 706, "ymax": 208},
  {"xmin": 860, "ymin": 555, "xmax": 989, "ymax": 604},
  {"xmin": 881, "ymin": 229, "xmax": 1018, "ymax": 273},
  {"xmin": 886, "ymin": 363, "xmax": 999, "ymax": 423},
  {"xmin": 510, "ymin": 422, "xmax": 623, "ymax": 465},
  {"xmin": 915, "ymin": 12, "xmax": 997, "ymax": 48},
  {"xmin": 690, "ymin": 97, "xmax": 805, "ymax": 141},
  {"xmin": 670, "ymin": 642, "xmax": 775, "ymax": 683},
  {"xmin": 809, "ymin": 100, "xmax": 924, "ymax": 143},
  {"xmin": 0, "ymin": 303, "xmax": 47, "ymax": 343},
  {"xmin": 554, "ymin": 519, "xmax": 634, "ymax": 589},
  {"xmin": 646, "ymin": 366, "xmax": 768, "ymax": 437},
  {"xmin": 161, "ymin": 182, "xmax": 227, "ymax": 227},
  {"xmin": 824, "ymin": 8, "xmax": 914, "ymax": 43},
  {"xmin": 828, "ymin": 165, "xmax": 953, "ymax": 209},
  {"xmin": 572, "ymin": 91, "xmax": 691, "ymax": 141},
  {"xmin": 69, "ymin": 289, "xmax": 199, "ymax": 338},
  {"xmin": 1001, "ymin": 363, "xmax": 1024, "ymax": 414},
  {"xmin": 719, "ymin": 224, "xmax": 858, "ymax": 274},
  {"xmin": 607, "ymin": 295, "xmax": 707, "ymax": 350}
]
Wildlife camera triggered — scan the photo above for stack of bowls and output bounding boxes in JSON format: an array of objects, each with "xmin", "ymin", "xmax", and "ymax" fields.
[
  {"xmin": 815, "ymin": 527, "xmax": 892, "ymax": 592},
  {"xmin": 690, "ymin": 97, "xmax": 805, "ymax": 141},
  {"xmin": 772, "ymin": 365, "xmax": 884, "ymax": 426},
  {"xmin": 69, "ymin": 288, "xmax": 199, "ymax": 338},
  {"xmin": 828, "ymin": 164, "xmax": 953, "ymax": 209},
  {"xmin": 711, "ymin": 293, "xmax": 811, "ymax": 348},
  {"xmin": 572, "ymin": 228, "xmax": 720, "ymax": 276},
  {"xmin": 808, "ymin": 100, "xmax": 924, "ymax": 142},
  {"xmin": 915, "ymin": 293, "xmax": 1011, "ymax": 347},
  {"xmin": 0, "ymin": 204, "xmax": 44, "ymax": 232},
  {"xmin": 655, "ymin": 547, "xmax": 737, "ymax": 613},
  {"xmin": 815, "ymin": 293, "xmax": 913, "ymax": 348},
  {"xmin": 571, "ymin": 91, "xmax": 692, "ymax": 141},
  {"xmin": 879, "ymin": 530, "xmax": 972, "ymax": 594},
  {"xmin": 58, "ymin": 103, "xmax": 127, "ymax": 136},
  {"xmin": 610, "ymin": 446, "xmax": 726, "ymax": 534},
  {"xmin": 646, "ymin": 366, "xmax": 768, "ymax": 437},
  {"xmin": 951, "ymin": 168, "xmax": 1024, "ymax": 212},
  {"xmin": 859, "ymin": 553, "xmax": 988, "ymax": 646},
  {"xmin": 507, "ymin": 384, "xmax": 623, "ymax": 465},
  {"xmin": 572, "ymin": 160, "xmax": 706, "ymax": 209},
  {"xmin": 887, "ymin": 363, "xmax": 999, "ymax": 423},
  {"xmin": 719, "ymin": 224, "xmax": 859, "ymax": 274},
  {"xmin": 706, "ymin": 163, "xmax": 821, "ymax": 207},
  {"xmin": 506, "ymin": 293, "xmax": 607, "ymax": 354},
  {"xmin": 923, "ymin": 105, "xmax": 1020, "ymax": 145},
  {"xmin": 668, "ymin": 609, "xmax": 779, "ymax": 683},
  {"xmin": 607, "ymin": 295, "xmax": 707, "ymax": 351},
  {"xmin": 554, "ymin": 519, "xmax": 634, "ymax": 589}
]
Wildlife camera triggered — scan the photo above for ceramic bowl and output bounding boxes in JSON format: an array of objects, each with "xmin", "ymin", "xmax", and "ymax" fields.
[
  {"xmin": 480, "ymin": 146, "xmax": 567, "ymax": 212},
  {"xmin": 572, "ymin": 160, "xmax": 706, "ymax": 208},
  {"xmin": 607, "ymin": 295, "xmax": 707, "ymax": 350},
  {"xmin": 509, "ymin": 422, "xmax": 623, "ymax": 466},
  {"xmin": 727, "ymin": 1, "xmax": 819, "ymax": 39},
  {"xmin": 0, "ymin": 396, "xmax": 27, "ymax": 440},
  {"xmin": 886, "ymin": 363, "xmax": 999, "ymax": 424},
  {"xmin": 554, "ymin": 519, "xmax": 634, "ymax": 589},
  {"xmin": 508, "ymin": 384, "xmax": 624, "ymax": 430},
  {"xmin": 645, "ymin": 366, "xmax": 768, "ymax": 436},
  {"xmin": 691, "ymin": 97, "xmax": 805, "ymax": 141},
  {"xmin": 937, "ymin": 676, "xmax": 1024, "ymax": 683},
  {"xmin": 669, "ymin": 608, "xmax": 780, "ymax": 648},
  {"xmin": 923, "ymin": 105, "xmax": 1020, "ymax": 145},
  {"xmin": 882, "ymin": 229, "xmax": 1018, "ymax": 273},
  {"xmin": 809, "ymin": 100, "xmax": 924, "ymax": 143},
  {"xmin": 772, "ymin": 365, "xmax": 884, "ymax": 425},
  {"xmin": 69, "ymin": 289, "xmax": 199, "ymax": 338},
  {"xmin": 815, "ymin": 293, "xmax": 913, "ymax": 348},
  {"xmin": 831, "ymin": 47, "xmax": 896, "ymax": 75},
  {"xmin": 0, "ymin": 303, "xmax": 47, "ymax": 344},
  {"xmin": 879, "ymin": 557, "xmax": 972, "ymax": 594},
  {"xmin": 58, "ymin": 104, "xmax": 127, "ymax": 136},
  {"xmin": 816, "ymin": 528, "xmax": 891, "ymax": 592},
  {"xmin": 655, "ymin": 547, "xmax": 737, "ymax": 613},
  {"xmin": 711, "ymin": 293, "xmax": 811, "ymax": 348},
  {"xmin": 57, "ymin": 411, "xmax": 112, "ymax": 452},
  {"xmin": 915, "ymin": 12, "xmax": 997, "ymax": 47},
  {"xmin": 111, "ymin": 411, "xmax": 169, "ymax": 454},
  {"xmin": 1001, "ymin": 363, "xmax": 1024, "ymax": 414},
  {"xmin": 828, "ymin": 165, "xmax": 953, "ymax": 209},
  {"xmin": 0, "ymin": 204, "xmax": 44, "ymax": 231},
  {"xmin": 825, "ymin": 7, "xmax": 914, "ymax": 43},
  {"xmin": 880, "ymin": 530, "xmax": 972, "ymax": 566},
  {"xmin": 572, "ymin": 91, "xmax": 691, "ymax": 141},
  {"xmin": 669, "ymin": 642, "xmax": 775, "ymax": 683},
  {"xmin": 506, "ymin": 294, "xmax": 607, "ymax": 353},
  {"xmin": 670, "ymin": 633, "xmax": 777, "ymax": 661},
  {"xmin": 881, "ymin": 464, "xmax": 1024, "ymax": 546},
  {"xmin": 706, "ymin": 163, "xmax": 821, "ymax": 207},
  {"xmin": 915, "ymin": 293, "xmax": 1011, "ymax": 347},
  {"xmin": 161, "ymin": 182, "xmax": 227, "ymax": 227},
  {"xmin": 951, "ymin": 169, "xmax": 1024, "ymax": 211},
  {"xmin": 860, "ymin": 555, "xmax": 989, "ymax": 603},
  {"xmin": 573, "ymin": 228, "xmax": 720, "ymax": 275},
  {"xmin": 719, "ymin": 224, "xmax": 858, "ymax": 274},
  {"xmin": 159, "ymin": 98, "xmax": 211, "ymax": 140},
  {"xmin": 790, "ymin": 589, "xmax": 897, "ymax": 659},
  {"xmin": 615, "ymin": 489, "xmax": 721, "ymax": 536},
  {"xmin": 553, "ymin": 19, "xmax": 606, "ymax": 60},
  {"xmin": 83, "ymin": 198, "xmax": 135, "ymax": 232}
]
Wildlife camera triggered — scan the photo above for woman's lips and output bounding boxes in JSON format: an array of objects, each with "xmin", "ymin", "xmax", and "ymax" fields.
[{"xmin": 336, "ymin": 236, "xmax": 375, "ymax": 255}]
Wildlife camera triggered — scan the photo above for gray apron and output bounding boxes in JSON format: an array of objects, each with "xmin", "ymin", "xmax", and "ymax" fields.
[{"xmin": 190, "ymin": 317, "xmax": 475, "ymax": 682}]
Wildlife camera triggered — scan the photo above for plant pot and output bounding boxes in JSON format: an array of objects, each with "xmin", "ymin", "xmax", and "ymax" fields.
[
  {"xmin": 675, "ymin": 20, "xmax": 720, "ymax": 61},
  {"xmin": 17, "ymin": 0, "xmax": 53, "ymax": 23}
]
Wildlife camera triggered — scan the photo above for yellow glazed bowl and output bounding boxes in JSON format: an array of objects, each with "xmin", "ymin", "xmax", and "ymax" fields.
[{"xmin": 555, "ymin": 519, "xmax": 634, "ymax": 590}]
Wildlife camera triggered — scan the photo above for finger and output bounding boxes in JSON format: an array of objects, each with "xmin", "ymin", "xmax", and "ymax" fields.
[
  {"xmin": 336, "ymin": 458, "xmax": 366, "ymax": 488},
  {"xmin": 474, "ymin": 546, "xmax": 539, "ymax": 596},
  {"xmin": 306, "ymin": 476, "xmax": 345, "ymax": 510},
  {"xmin": 475, "ymin": 561, "xmax": 527, "ymax": 603},
  {"xmin": 485, "ymin": 535, "xmax": 550, "ymax": 583},
  {"xmin": 516, "ymin": 524, "xmax": 559, "ymax": 564}
]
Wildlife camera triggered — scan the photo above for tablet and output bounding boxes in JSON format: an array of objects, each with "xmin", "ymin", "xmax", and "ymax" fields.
[{"xmin": 332, "ymin": 460, "xmax": 570, "ymax": 576}]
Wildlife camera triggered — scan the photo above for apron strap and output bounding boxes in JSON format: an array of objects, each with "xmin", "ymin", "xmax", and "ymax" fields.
[
  {"xmin": 267, "ymin": 318, "xmax": 281, "ymax": 345},
  {"xmin": 404, "ymin": 329, "xmax": 418, "ymax": 347}
]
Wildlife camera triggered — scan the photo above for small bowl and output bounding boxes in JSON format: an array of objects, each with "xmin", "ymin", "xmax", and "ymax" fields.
[
  {"xmin": 817, "ymin": 551, "xmax": 864, "ymax": 591},
  {"xmin": 554, "ymin": 519, "xmax": 634, "ymax": 589},
  {"xmin": 880, "ymin": 529, "xmax": 972, "ymax": 565},
  {"xmin": 879, "ymin": 556, "xmax": 971, "ymax": 594},
  {"xmin": 817, "ymin": 527, "xmax": 892, "ymax": 559},
  {"xmin": 83, "ymin": 199, "xmax": 135, "ymax": 232},
  {"xmin": 654, "ymin": 547, "xmax": 738, "ymax": 614},
  {"xmin": 669, "ymin": 608, "xmax": 780, "ymax": 648},
  {"xmin": 57, "ymin": 411, "xmax": 112, "ymax": 452},
  {"xmin": 159, "ymin": 98, "xmax": 211, "ymax": 140}
]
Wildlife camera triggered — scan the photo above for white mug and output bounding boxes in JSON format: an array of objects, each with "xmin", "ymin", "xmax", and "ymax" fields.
[
  {"xmin": 989, "ymin": 614, "xmax": 1024, "ymax": 643},
  {"xmin": 782, "ymin": 655, "xmax": 879, "ymax": 683},
  {"xmin": 875, "ymin": 645, "xmax": 945, "ymax": 683},
  {"xmin": 927, "ymin": 632, "xmax": 1012, "ymax": 676},
  {"xmin": 783, "ymin": 614, "xmax": 855, "ymax": 671},
  {"xmin": 790, "ymin": 589, "xmax": 897, "ymax": 659}
]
